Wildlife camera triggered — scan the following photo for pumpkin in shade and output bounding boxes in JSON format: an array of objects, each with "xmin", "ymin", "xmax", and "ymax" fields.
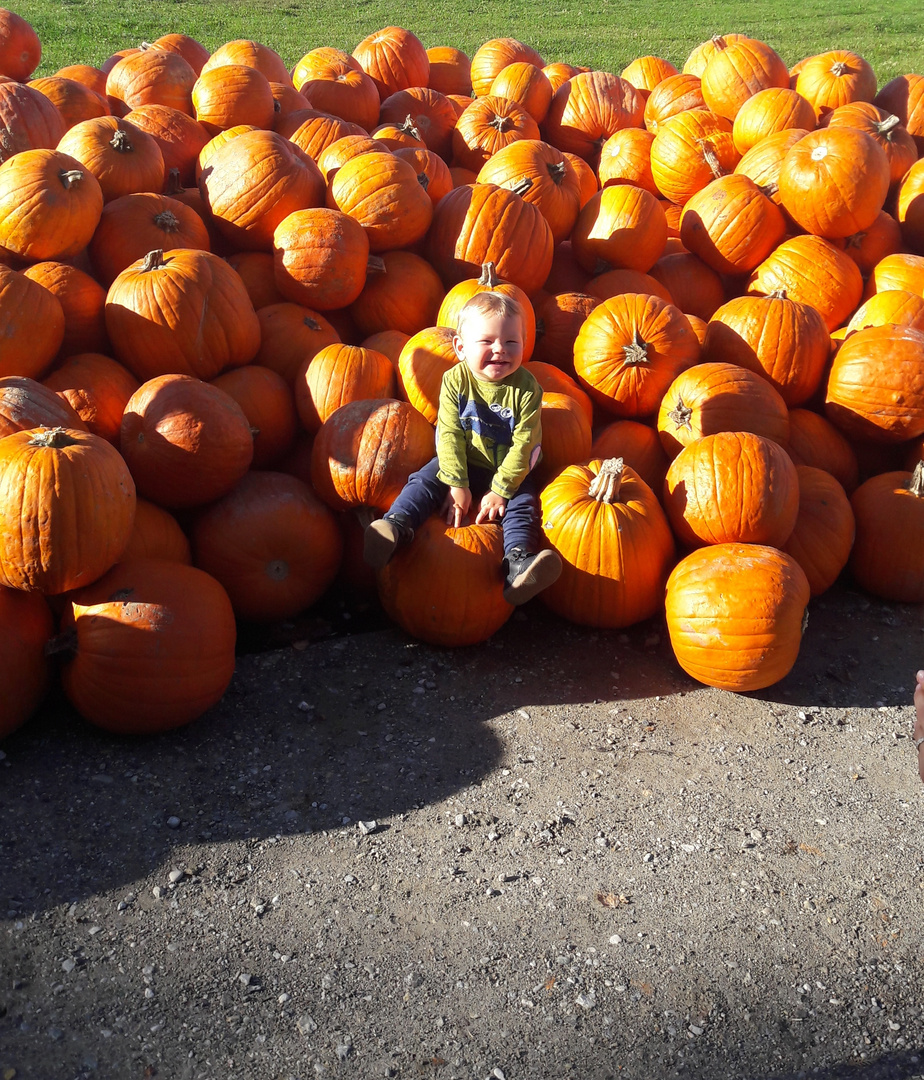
[
  {"xmin": 123, "ymin": 498, "xmax": 192, "ymax": 564},
  {"xmin": 105, "ymin": 248, "xmax": 261, "ymax": 382},
  {"xmin": 0, "ymin": 264, "xmax": 66, "ymax": 380},
  {"xmin": 662, "ymin": 430, "xmax": 799, "ymax": 548},
  {"xmin": 0, "ymin": 585, "xmax": 54, "ymax": 739},
  {"xmin": 786, "ymin": 408, "xmax": 859, "ymax": 493},
  {"xmin": 824, "ymin": 324, "xmax": 924, "ymax": 443},
  {"xmin": 210, "ymin": 364, "xmax": 298, "ymax": 468},
  {"xmin": 0, "ymin": 376, "xmax": 87, "ymax": 439},
  {"xmin": 849, "ymin": 462, "xmax": 924, "ymax": 602},
  {"xmin": 376, "ymin": 515, "xmax": 512, "ymax": 647},
  {"xmin": 310, "ymin": 398, "xmax": 435, "ymax": 513},
  {"xmin": 21, "ymin": 261, "xmax": 109, "ymax": 359},
  {"xmin": 58, "ymin": 558, "xmax": 236, "ymax": 733},
  {"xmin": 191, "ymin": 471, "xmax": 342, "ymax": 621},
  {"xmin": 533, "ymin": 392, "xmax": 593, "ymax": 485},
  {"xmin": 590, "ymin": 419, "xmax": 670, "ymax": 492},
  {"xmin": 42, "ymin": 353, "xmax": 140, "ymax": 445},
  {"xmin": 664, "ymin": 542, "xmax": 810, "ymax": 691},
  {"xmin": 656, "ymin": 361, "xmax": 791, "ymax": 458},
  {"xmin": 120, "ymin": 374, "xmax": 254, "ymax": 509},
  {"xmin": 540, "ymin": 456, "xmax": 675, "ymax": 628},
  {"xmin": 255, "ymin": 303, "xmax": 340, "ymax": 386},
  {"xmin": 0, "ymin": 426, "xmax": 136, "ymax": 595},
  {"xmin": 782, "ymin": 465, "xmax": 855, "ymax": 597}
]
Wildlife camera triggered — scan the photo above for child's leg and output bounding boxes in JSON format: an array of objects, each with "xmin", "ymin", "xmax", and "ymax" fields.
[
  {"xmin": 914, "ymin": 670, "xmax": 924, "ymax": 782},
  {"xmin": 500, "ymin": 472, "xmax": 562, "ymax": 604},
  {"xmin": 364, "ymin": 457, "xmax": 445, "ymax": 568}
]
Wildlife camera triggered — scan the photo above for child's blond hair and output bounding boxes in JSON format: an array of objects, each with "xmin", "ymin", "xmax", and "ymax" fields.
[{"xmin": 456, "ymin": 291, "xmax": 525, "ymax": 337}]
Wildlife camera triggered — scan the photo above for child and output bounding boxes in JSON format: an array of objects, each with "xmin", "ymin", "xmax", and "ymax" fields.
[
  {"xmin": 915, "ymin": 670, "xmax": 924, "ymax": 782},
  {"xmin": 364, "ymin": 291, "xmax": 562, "ymax": 605}
]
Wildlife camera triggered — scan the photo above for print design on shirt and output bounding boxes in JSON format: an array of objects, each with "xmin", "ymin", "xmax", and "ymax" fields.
[{"xmin": 457, "ymin": 395, "xmax": 515, "ymax": 467}]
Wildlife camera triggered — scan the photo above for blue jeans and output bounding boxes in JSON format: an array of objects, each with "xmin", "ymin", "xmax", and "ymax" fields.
[{"xmin": 386, "ymin": 456, "xmax": 542, "ymax": 555}]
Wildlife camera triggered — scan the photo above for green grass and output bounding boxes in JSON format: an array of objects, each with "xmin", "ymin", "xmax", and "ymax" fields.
[{"xmin": 16, "ymin": 0, "xmax": 924, "ymax": 85}]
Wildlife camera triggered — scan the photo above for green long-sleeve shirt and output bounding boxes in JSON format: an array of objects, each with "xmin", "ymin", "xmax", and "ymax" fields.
[{"xmin": 435, "ymin": 362, "xmax": 543, "ymax": 500}]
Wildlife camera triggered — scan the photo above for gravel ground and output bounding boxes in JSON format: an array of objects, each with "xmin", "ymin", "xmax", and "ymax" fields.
[{"xmin": 1, "ymin": 583, "xmax": 924, "ymax": 1080}]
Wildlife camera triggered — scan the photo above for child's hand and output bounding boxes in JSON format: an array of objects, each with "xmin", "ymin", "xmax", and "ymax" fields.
[
  {"xmin": 475, "ymin": 491, "xmax": 507, "ymax": 524},
  {"xmin": 444, "ymin": 486, "xmax": 472, "ymax": 528}
]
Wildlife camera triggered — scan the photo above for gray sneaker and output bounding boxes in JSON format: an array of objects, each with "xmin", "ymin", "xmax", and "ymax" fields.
[
  {"xmin": 364, "ymin": 515, "xmax": 412, "ymax": 569},
  {"xmin": 502, "ymin": 548, "xmax": 563, "ymax": 605}
]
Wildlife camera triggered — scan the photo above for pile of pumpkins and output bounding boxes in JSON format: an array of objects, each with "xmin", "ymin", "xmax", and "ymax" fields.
[{"xmin": 2, "ymin": 9, "xmax": 924, "ymax": 741}]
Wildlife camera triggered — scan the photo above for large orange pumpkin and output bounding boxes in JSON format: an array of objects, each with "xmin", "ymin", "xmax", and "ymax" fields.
[
  {"xmin": 0, "ymin": 585, "xmax": 54, "ymax": 739},
  {"xmin": 782, "ymin": 465, "xmax": 855, "ymax": 597},
  {"xmin": 849, "ymin": 462, "xmax": 924, "ymax": 602}
]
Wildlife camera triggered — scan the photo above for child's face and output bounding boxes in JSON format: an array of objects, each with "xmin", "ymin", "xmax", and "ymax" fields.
[{"xmin": 453, "ymin": 310, "xmax": 524, "ymax": 383}]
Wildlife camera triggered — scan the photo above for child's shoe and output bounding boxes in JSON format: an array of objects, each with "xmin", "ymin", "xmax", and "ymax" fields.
[
  {"xmin": 364, "ymin": 514, "xmax": 413, "ymax": 569},
  {"xmin": 502, "ymin": 547, "xmax": 562, "ymax": 605}
]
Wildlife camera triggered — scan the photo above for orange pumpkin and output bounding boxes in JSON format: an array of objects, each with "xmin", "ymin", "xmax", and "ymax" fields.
[
  {"xmin": 782, "ymin": 465, "xmax": 855, "ymax": 597},
  {"xmin": 296, "ymin": 343, "xmax": 397, "ymax": 433},
  {"xmin": 352, "ymin": 26, "xmax": 430, "ymax": 102},
  {"xmin": 43, "ymin": 352, "xmax": 140, "ymax": 445},
  {"xmin": 0, "ymin": 264, "xmax": 66, "ymax": 380},
  {"xmin": 0, "ymin": 586, "xmax": 54, "ymax": 739},
  {"xmin": 22, "ymin": 260, "xmax": 109, "ymax": 359},
  {"xmin": 849, "ymin": 462, "xmax": 924, "ymax": 602}
]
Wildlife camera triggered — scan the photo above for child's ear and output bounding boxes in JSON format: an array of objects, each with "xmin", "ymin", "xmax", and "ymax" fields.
[{"xmin": 452, "ymin": 335, "xmax": 464, "ymax": 360}]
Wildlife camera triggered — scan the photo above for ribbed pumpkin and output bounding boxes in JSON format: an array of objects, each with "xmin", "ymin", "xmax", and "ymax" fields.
[
  {"xmin": 597, "ymin": 127, "xmax": 658, "ymax": 194},
  {"xmin": 191, "ymin": 471, "xmax": 342, "ymax": 621},
  {"xmin": 657, "ymin": 361, "xmax": 791, "ymax": 458},
  {"xmin": 825, "ymin": 102, "xmax": 918, "ymax": 187},
  {"xmin": 621, "ymin": 55, "xmax": 679, "ymax": 97},
  {"xmin": 0, "ymin": 426, "xmax": 136, "ymax": 595},
  {"xmin": 573, "ymin": 292, "xmax": 701, "ymax": 418},
  {"xmin": 469, "ymin": 37, "xmax": 543, "ymax": 97},
  {"xmin": 294, "ymin": 53, "xmax": 379, "ymax": 131},
  {"xmin": 59, "ymin": 557, "xmax": 237, "ymax": 733},
  {"xmin": 105, "ymin": 248, "xmax": 260, "ymax": 381},
  {"xmin": 327, "ymin": 150, "xmax": 433, "ymax": 254},
  {"xmin": 649, "ymin": 108, "xmax": 740, "ymax": 206},
  {"xmin": 794, "ymin": 50, "xmax": 877, "ymax": 121},
  {"xmin": 105, "ymin": 48, "xmax": 197, "ymax": 116},
  {"xmin": 200, "ymin": 39, "xmax": 290, "ymax": 84},
  {"xmin": 863, "ymin": 252, "xmax": 924, "ymax": 298},
  {"xmin": 211, "ymin": 364, "xmax": 298, "ymax": 468},
  {"xmin": 643, "ymin": 73, "xmax": 706, "ymax": 134},
  {"xmin": 733, "ymin": 127, "xmax": 808, "ymax": 205},
  {"xmin": 0, "ymin": 376, "xmax": 87, "ymax": 439},
  {"xmin": 849, "ymin": 462, "xmax": 924, "ymax": 602},
  {"xmin": 0, "ymin": 264, "xmax": 66, "ymax": 380},
  {"xmin": 0, "ymin": 148, "xmax": 103, "ymax": 261},
  {"xmin": 782, "ymin": 465, "xmax": 855, "ymax": 597},
  {"xmin": 532, "ymin": 291, "xmax": 599, "ymax": 371},
  {"xmin": 426, "ymin": 45, "xmax": 472, "ymax": 96},
  {"xmin": 699, "ymin": 36, "xmax": 790, "ymax": 121},
  {"xmin": 27, "ymin": 75, "xmax": 109, "ymax": 131},
  {"xmin": 839, "ymin": 210, "xmax": 904, "ymax": 278},
  {"xmin": 310, "ymin": 398, "xmax": 435, "ymax": 513},
  {"xmin": 437, "ymin": 262, "xmax": 535, "ymax": 361},
  {"xmin": 296, "ymin": 343, "xmax": 397, "ymax": 433},
  {"xmin": 427, "ymin": 182, "xmax": 553, "ymax": 295},
  {"xmin": 122, "ymin": 498, "xmax": 192, "ymax": 564},
  {"xmin": 57, "ymin": 115, "xmax": 165, "ymax": 202},
  {"xmin": 665, "ymin": 542, "xmax": 810, "ymax": 691},
  {"xmin": 352, "ymin": 26, "xmax": 430, "ymax": 101},
  {"xmin": 703, "ymin": 292, "xmax": 831, "ymax": 407},
  {"xmin": 540, "ymin": 456, "xmax": 675, "ymax": 628},
  {"xmin": 662, "ymin": 430, "xmax": 799, "ymax": 548},
  {"xmin": 376, "ymin": 516, "xmax": 512, "ymax": 647},
  {"xmin": 379, "ymin": 86, "xmax": 458, "ymax": 159},
  {"xmin": 0, "ymin": 80, "xmax": 66, "ymax": 163},
  {"xmin": 272, "ymin": 206, "xmax": 369, "ymax": 312},
  {"xmin": 349, "ymin": 250, "xmax": 445, "ymax": 339},
  {"xmin": 747, "ymin": 234, "xmax": 864, "ymax": 331},
  {"xmin": 451, "ymin": 95, "xmax": 541, "ymax": 173},
  {"xmin": 21, "ymin": 260, "xmax": 108, "ymax": 359},
  {"xmin": 731, "ymin": 87, "xmax": 817, "ymax": 154},
  {"xmin": 543, "ymin": 70, "xmax": 644, "ymax": 163},
  {"xmin": 846, "ymin": 289, "xmax": 924, "ymax": 334},
  {"xmin": 120, "ymin": 374, "xmax": 255, "ymax": 509},
  {"xmin": 42, "ymin": 353, "xmax": 140, "ymax": 445},
  {"xmin": 489, "ymin": 62, "xmax": 553, "ymax": 125},
  {"xmin": 571, "ymin": 184, "xmax": 668, "ymax": 275},
  {"xmin": 192, "ymin": 63, "xmax": 275, "ymax": 134},
  {"xmin": 824, "ymin": 324, "xmax": 924, "ymax": 443},
  {"xmin": 0, "ymin": 586, "xmax": 54, "ymax": 739},
  {"xmin": 397, "ymin": 326, "xmax": 458, "ymax": 424}
]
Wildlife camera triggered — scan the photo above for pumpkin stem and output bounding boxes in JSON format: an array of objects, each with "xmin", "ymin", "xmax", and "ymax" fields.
[
  {"xmin": 27, "ymin": 426, "xmax": 79, "ymax": 449},
  {"xmin": 303, "ymin": 315, "xmax": 322, "ymax": 330},
  {"xmin": 667, "ymin": 397, "xmax": 693, "ymax": 430},
  {"xmin": 769, "ymin": 288, "xmax": 788, "ymax": 300},
  {"xmin": 489, "ymin": 113, "xmax": 513, "ymax": 133},
  {"xmin": 45, "ymin": 627, "xmax": 78, "ymax": 658},
  {"xmin": 478, "ymin": 262, "xmax": 500, "ymax": 287},
  {"xmin": 876, "ymin": 113, "xmax": 902, "ymax": 137},
  {"xmin": 907, "ymin": 460, "xmax": 924, "ymax": 497},
  {"xmin": 622, "ymin": 329, "xmax": 649, "ymax": 365},
  {"xmin": 699, "ymin": 139, "xmax": 727, "ymax": 179},
  {"xmin": 546, "ymin": 160, "xmax": 567, "ymax": 185},
  {"xmin": 757, "ymin": 180, "xmax": 778, "ymax": 199},
  {"xmin": 140, "ymin": 249, "xmax": 166, "ymax": 273},
  {"xmin": 587, "ymin": 457, "xmax": 626, "ymax": 504},
  {"xmin": 414, "ymin": 169, "xmax": 430, "ymax": 191},
  {"xmin": 366, "ymin": 255, "xmax": 386, "ymax": 275},
  {"xmin": 711, "ymin": 35, "xmax": 729, "ymax": 51},
  {"xmin": 59, "ymin": 169, "xmax": 85, "ymax": 189},
  {"xmin": 511, "ymin": 177, "xmax": 534, "ymax": 198},
  {"xmin": 110, "ymin": 128, "xmax": 135, "ymax": 154},
  {"xmin": 399, "ymin": 114, "xmax": 421, "ymax": 140},
  {"xmin": 829, "ymin": 60, "xmax": 849, "ymax": 76},
  {"xmin": 164, "ymin": 166, "xmax": 185, "ymax": 196},
  {"xmin": 153, "ymin": 209, "xmax": 181, "ymax": 233}
]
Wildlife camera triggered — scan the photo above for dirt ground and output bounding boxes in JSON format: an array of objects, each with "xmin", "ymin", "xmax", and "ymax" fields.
[{"xmin": 2, "ymin": 581, "xmax": 924, "ymax": 1080}]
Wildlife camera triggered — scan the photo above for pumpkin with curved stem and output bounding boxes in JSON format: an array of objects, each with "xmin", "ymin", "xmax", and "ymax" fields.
[
  {"xmin": 43, "ymin": 353, "xmax": 140, "ymax": 445},
  {"xmin": 657, "ymin": 361, "xmax": 791, "ymax": 458},
  {"xmin": 849, "ymin": 462, "xmax": 924, "ymax": 602},
  {"xmin": 0, "ymin": 586, "xmax": 54, "ymax": 739},
  {"xmin": 297, "ymin": 343, "xmax": 396, "ymax": 433},
  {"xmin": 377, "ymin": 515, "xmax": 512, "ymax": 646},
  {"xmin": 379, "ymin": 87, "xmax": 458, "ymax": 159},
  {"xmin": 875, "ymin": 73, "xmax": 924, "ymax": 153},
  {"xmin": 59, "ymin": 557, "xmax": 236, "ymax": 734},
  {"xmin": 702, "ymin": 292, "xmax": 831, "ymax": 407},
  {"xmin": 795, "ymin": 50, "xmax": 877, "ymax": 122},
  {"xmin": 0, "ymin": 148, "xmax": 103, "ymax": 261},
  {"xmin": 663, "ymin": 430, "xmax": 799, "ymax": 548},
  {"xmin": 824, "ymin": 324, "xmax": 924, "ymax": 443},
  {"xmin": 783, "ymin": 465, "xmax": 855, "ymax": 597},
  {"xmin": 57, "ymin": 115, "xmax": 165, "ymax": 202},
  {"xmin": 649, "ymin": 108, "xmax": 740, "ymax": 206},
  {"xmin": 665, "ymin": 542, "xmax": 810, "ymax": 691},
  {"xmin": 0, "ymin": 426, "xmax": 136, "ymax": 595},
  {"xmin": 371, "ymin": 114, "xmax": 427, "ymax": 152},
  {"xmin": 310, "ymin": 398, "xmax": 435, "ymax": 513},
  {"xmin": 191, "ymin": 471, "xmax": 342, "ymax": 622},
  {"xmin": 105, "ymin": 248, "xmax": 260, "ymax": 381},
  {"xmin": 539, "ymin": 456, "xmax": 674, "ymax": 628},
  {"xmin": 825, "ymin": 101, "xmax": 918, "ymax": 186},
  {"xmin": 352, "ymin": 26, "xmax": 430, "ymax": 102},
  {"xmin": 121, "ymin": 373, "xmax": 254, "ymax": 509},
  {"xmin": 573, "ymin": 292, "xmax": 700, "ymax": 418},
  {"xmin": 451, "ymin": 95, "xmax": 541, "ymax": 173}
]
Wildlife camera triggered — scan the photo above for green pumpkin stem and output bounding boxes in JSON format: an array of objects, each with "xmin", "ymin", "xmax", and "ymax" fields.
[{"xmin": 588, "ymin": 457, "xmax": 626, "ymax": 504}]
